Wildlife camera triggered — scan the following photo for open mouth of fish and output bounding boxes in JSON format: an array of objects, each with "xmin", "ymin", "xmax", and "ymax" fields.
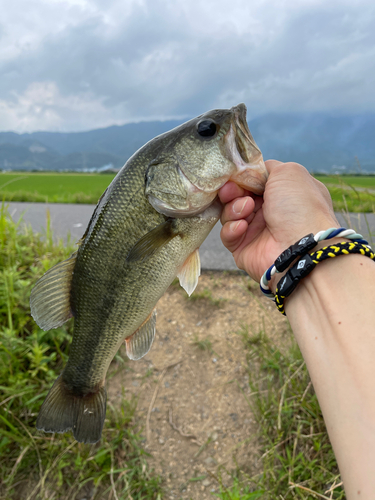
[
  {"xmin": 177, "ymin": 105, "xmax": 267, "ymax": 197},
  {"xmin": 226, "ymin": 103, "xmax": 268, "ymax": 195},
  {"xmin": 149, "ymin": 112, "xmax": 267, "ymax": 218}
]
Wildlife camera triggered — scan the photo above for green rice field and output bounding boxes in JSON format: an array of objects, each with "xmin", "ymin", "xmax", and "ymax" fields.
[
  {"xmin": 314, "ymin": 175, "xmax": 375, "ymax": 212},
  {"xmin": 1, "ymin": 171, "xmax": 375, "ymax": 212},
  {"xmin": 314, "ymin": 175, "xmax": 375, "ymax": 188},
  {"xmin": 0, "ymin": 172, "xmax": 116, "ymax": 205}
]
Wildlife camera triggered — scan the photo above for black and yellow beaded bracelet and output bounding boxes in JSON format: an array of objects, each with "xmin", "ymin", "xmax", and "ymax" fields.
[{"xmin": 274, "ymin": 241, "xmax": 375, "ymax": 315}]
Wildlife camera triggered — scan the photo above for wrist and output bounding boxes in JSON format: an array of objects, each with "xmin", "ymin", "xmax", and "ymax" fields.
[
  {"xmin": 282, "ymin": 237, "xmax": 370, "ymax": 315},
  {"xmin": 269, "ymin": 237, "xmax": 350, "ymax": 295}
]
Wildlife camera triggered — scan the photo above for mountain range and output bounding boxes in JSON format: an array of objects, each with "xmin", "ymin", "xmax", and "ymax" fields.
[{"xmin": 0, "ymin": 113, "xmax": 374, "ymax": 173}]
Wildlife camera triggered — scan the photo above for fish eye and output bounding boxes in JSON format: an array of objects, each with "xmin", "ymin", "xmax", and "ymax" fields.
[{"xmin": 197, "ymin": 120, "xmax": 217, "ymax": 138}]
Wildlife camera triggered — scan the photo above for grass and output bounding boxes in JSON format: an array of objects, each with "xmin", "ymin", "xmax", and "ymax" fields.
[
  {"xmin": 1, "ymin": 171, "xmax": 375, "ymax": 212},
  {"xmin": 314, "ymin": 175, "xmax": 375, "ymax": 188},
  {"xmin": 190, "ymin": 334, "xmax": 214, "ymax": 353},
  {"xmin": 213, "ymin": 478, "xmax": 264, "ymax": 499},
  {"xmin": 0, "ymin": 205, "xmax": 162, "ymax": 500},
  {"xmin": 314, "ymin": 174, "xmax": 375, "ymax": 212},
  {"xmin": 0, "ymin": 201, "xmax": 355, "ymax": 499},
  {"xmin": 0, "ymin": 172, "xmax": 116, "ymax": 204},
  {"xmin": 328, "ymin": 188, "xmax": 375, "ymax": 213},
  {"xmin": 187, "ymin": 287, "xmax": 226, "ymax": 307},
  {"xmin": 215, "ymin": 324, "xmax": 345, "ymax": 500}
]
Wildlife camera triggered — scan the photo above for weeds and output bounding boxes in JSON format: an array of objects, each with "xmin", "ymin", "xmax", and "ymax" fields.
[
  {"xmin": 213, "ymin": 477, "xmax": 264, "ymax": 499},
  {"xmin": 190, "ymin": 334, "xmax": 213, "ymax": 352},
  {"xmin": 312, "ymin": 174, "xmax": 375, "ymax": 212},
  {"xmin": 0, "ymin": 201, "xmax": 350, "ymax": 499},
  {"xmin": 0, "ymin": 205, "xmax": 162, "ymax": 499},
  {"xmin": 187, "ymin": 287, "xmax": 225, "ymax": 307},
  {"xmin": 328, "ymin": 186, "xmax": 375, "ymax": 212},
  {"xmin": 225, "ymin": 325, "xmax": 345, "ymax": 499}
]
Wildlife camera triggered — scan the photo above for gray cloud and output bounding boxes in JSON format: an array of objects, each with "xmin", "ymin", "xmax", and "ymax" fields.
[{"xmin": 0, "ymin": 0, "xmax": 374, "ymax": 131}]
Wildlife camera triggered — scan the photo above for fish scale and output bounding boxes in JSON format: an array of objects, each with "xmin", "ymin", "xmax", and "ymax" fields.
[{"xmin": 30, "ymin": 103, "xmax": 268, "ymax": 443}]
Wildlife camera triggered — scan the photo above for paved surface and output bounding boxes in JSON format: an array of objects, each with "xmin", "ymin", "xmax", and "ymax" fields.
[{"xmin": 7, "ymin": 202, "xmax": 375, "ymax": 271}]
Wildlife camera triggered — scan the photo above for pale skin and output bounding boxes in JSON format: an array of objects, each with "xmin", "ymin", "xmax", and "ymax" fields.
[{"xmin": 219, "ymin": 160, "xmax": 375, "ymax": 498}]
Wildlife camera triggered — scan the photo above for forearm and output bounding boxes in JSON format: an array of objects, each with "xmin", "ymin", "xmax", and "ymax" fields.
[
  {"xmin": 284, "ymin": 250, "xmax": 375, "ymax": 497},
  {"xmin": 218, "ymin": 162, "xmax": 375, "ymax": 495}
]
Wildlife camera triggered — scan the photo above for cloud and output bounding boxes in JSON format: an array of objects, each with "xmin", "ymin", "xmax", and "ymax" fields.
[
  {"xmin": 0, "ymin": 81, "xmax": 120, "ymax": 131},
  {"xmin": 0, "ymin": 0, "xmax": 374, "ymax": 131}
]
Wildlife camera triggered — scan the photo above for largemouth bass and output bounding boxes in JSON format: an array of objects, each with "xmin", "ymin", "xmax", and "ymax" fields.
[{"xmin": 30, "ymin": 103, "xmax": 267, "ymax": 443}]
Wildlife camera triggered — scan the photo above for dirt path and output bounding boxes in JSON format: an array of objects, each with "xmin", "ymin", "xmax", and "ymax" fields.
[{"xmin": 108, "ymin": 272, "xmax": 289, "ymax": 499}]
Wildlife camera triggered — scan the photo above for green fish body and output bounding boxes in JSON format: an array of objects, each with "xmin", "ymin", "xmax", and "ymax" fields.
[{"xmin": 30, "ymin": 103, "xmax": 267, "ymax": 443}]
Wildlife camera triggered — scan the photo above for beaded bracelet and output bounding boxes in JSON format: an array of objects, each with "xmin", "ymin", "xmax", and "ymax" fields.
[
  {"xmin": 260, "ymin": 227, "xmax": 369, "ymax": 299},
  {"xmin": 274, "ymin": 241, "xmax": 375, "ymax": 315}
]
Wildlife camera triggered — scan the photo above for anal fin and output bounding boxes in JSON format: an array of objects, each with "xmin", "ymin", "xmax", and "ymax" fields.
[
  {"xmin": 177, "ymin": 248, "xmax": 201, "ymax": 296},
  {"xmin": 30, "ymin": 252, "xmax": 77, "ymax": 331},
  {"xmin": 125, "ymin": 309, "xmax": 156, "ymax": 360}
]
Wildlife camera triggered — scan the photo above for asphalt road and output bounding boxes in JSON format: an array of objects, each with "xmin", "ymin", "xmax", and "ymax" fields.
[{"xmin": 7, "ymin": 202, "xmax": 375, "ymax": 271}]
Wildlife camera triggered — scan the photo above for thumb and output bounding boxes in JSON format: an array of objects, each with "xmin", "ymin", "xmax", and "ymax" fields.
[{"xmin": 265, "ymin": 159, "xmax": 284, "ymax": 174}]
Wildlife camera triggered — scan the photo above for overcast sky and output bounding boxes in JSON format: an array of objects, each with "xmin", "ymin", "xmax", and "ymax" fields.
[{"xmin": 1, "ymin": 0, "xmax": 374, "ymax": 132}]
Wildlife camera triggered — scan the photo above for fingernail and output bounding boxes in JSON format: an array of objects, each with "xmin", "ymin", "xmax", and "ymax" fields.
[
  {"xmin": 230, "ymin": 221, "xmax": 241, "ymax": 232},
  {"xmin": 233, "ymin": 198, "xmax": 247, "ymax": 215}
]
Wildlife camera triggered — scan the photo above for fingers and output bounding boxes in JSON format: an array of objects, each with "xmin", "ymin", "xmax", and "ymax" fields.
[
  {"xmin": 220, "ymin": 219, "xmax": 248, "ymax": 253},
  {"xmin": 218, "ymin": 181, "xmax": 249, "ymax": 204},
  {"xmin": 220, "ymin": 196, "xmax": 255, "ymax": 225},
  {"xmin": 220, "ymin": 196, "xmax": 256, "ymax": 254}
]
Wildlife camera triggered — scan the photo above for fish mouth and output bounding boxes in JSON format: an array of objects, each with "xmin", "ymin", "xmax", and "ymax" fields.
[
  {"xmin": 147, "ymin": 103, "xmax": 268, "ymax": 218},
  {"xmin": 226, "ymin": 103, "xmax": 268, "ymax": 195}
]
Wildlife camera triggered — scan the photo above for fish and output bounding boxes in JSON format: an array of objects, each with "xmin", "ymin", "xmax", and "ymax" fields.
[{"xmin": 30, "ymin": 103, "xmax": 267, "ymax": 444}]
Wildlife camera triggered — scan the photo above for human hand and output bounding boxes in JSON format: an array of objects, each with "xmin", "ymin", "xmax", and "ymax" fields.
[{"xmin": 219, "ymin": 160, "xmax": 339, "ymax": 284}]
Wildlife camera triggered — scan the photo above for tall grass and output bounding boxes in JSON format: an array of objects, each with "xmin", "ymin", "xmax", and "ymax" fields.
[
  {"xmin": 314, "ymin": 174, "xmax": 375, "ymax": 212},
  {"xmin": 215, "ymin": 324, "xmax": 345, "ymax": 500},
  {"xmin": 327, "ymin": 186, "xmax": 375, "ymax": 213},
  {"xmin": 0, "ymin": 205, "xmax": 162, "ymax": 500}
]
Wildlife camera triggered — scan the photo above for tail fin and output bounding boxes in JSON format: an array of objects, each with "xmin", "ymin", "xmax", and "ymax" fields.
[{"xmin": 36, "ymin": 375, "xmax": 107, "ymax": 444}]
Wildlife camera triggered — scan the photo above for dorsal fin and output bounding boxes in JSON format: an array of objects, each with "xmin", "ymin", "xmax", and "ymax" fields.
[
  {"xmin": 30, "ymin": 252, "xmax": 77, "ymax": 331},
  {"xmin": 125, "ymin": 309, "xmax": 156, "ymax": 360},
  {"xmin": 177, "ymin": 248, "xmax": 201, "ymax": 296}
]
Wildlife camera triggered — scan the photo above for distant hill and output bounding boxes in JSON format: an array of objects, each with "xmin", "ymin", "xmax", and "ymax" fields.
[
  {"xmin": 0, "ymin": 113, "xmax": 374, "ymax": 173},
  {"xmin": 251, "ymin": 113, "xmax": 375, "ymax": 173}
]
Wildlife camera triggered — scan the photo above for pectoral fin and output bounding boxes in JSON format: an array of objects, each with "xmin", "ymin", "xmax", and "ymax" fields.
[
  {"xmin": 125, "ymin": 309, "xmax": 156, "ymax": 360},
  {"xmin": 177, "ymin": 248, "xmax": 201, "ymax": 296},
  {"xmin": 30, "ymin": 252, "xmax": 77, "ymax": 330},
  {"xmin": 126, "ymin": 219, "xmax": 179, "ymax": 262}
]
